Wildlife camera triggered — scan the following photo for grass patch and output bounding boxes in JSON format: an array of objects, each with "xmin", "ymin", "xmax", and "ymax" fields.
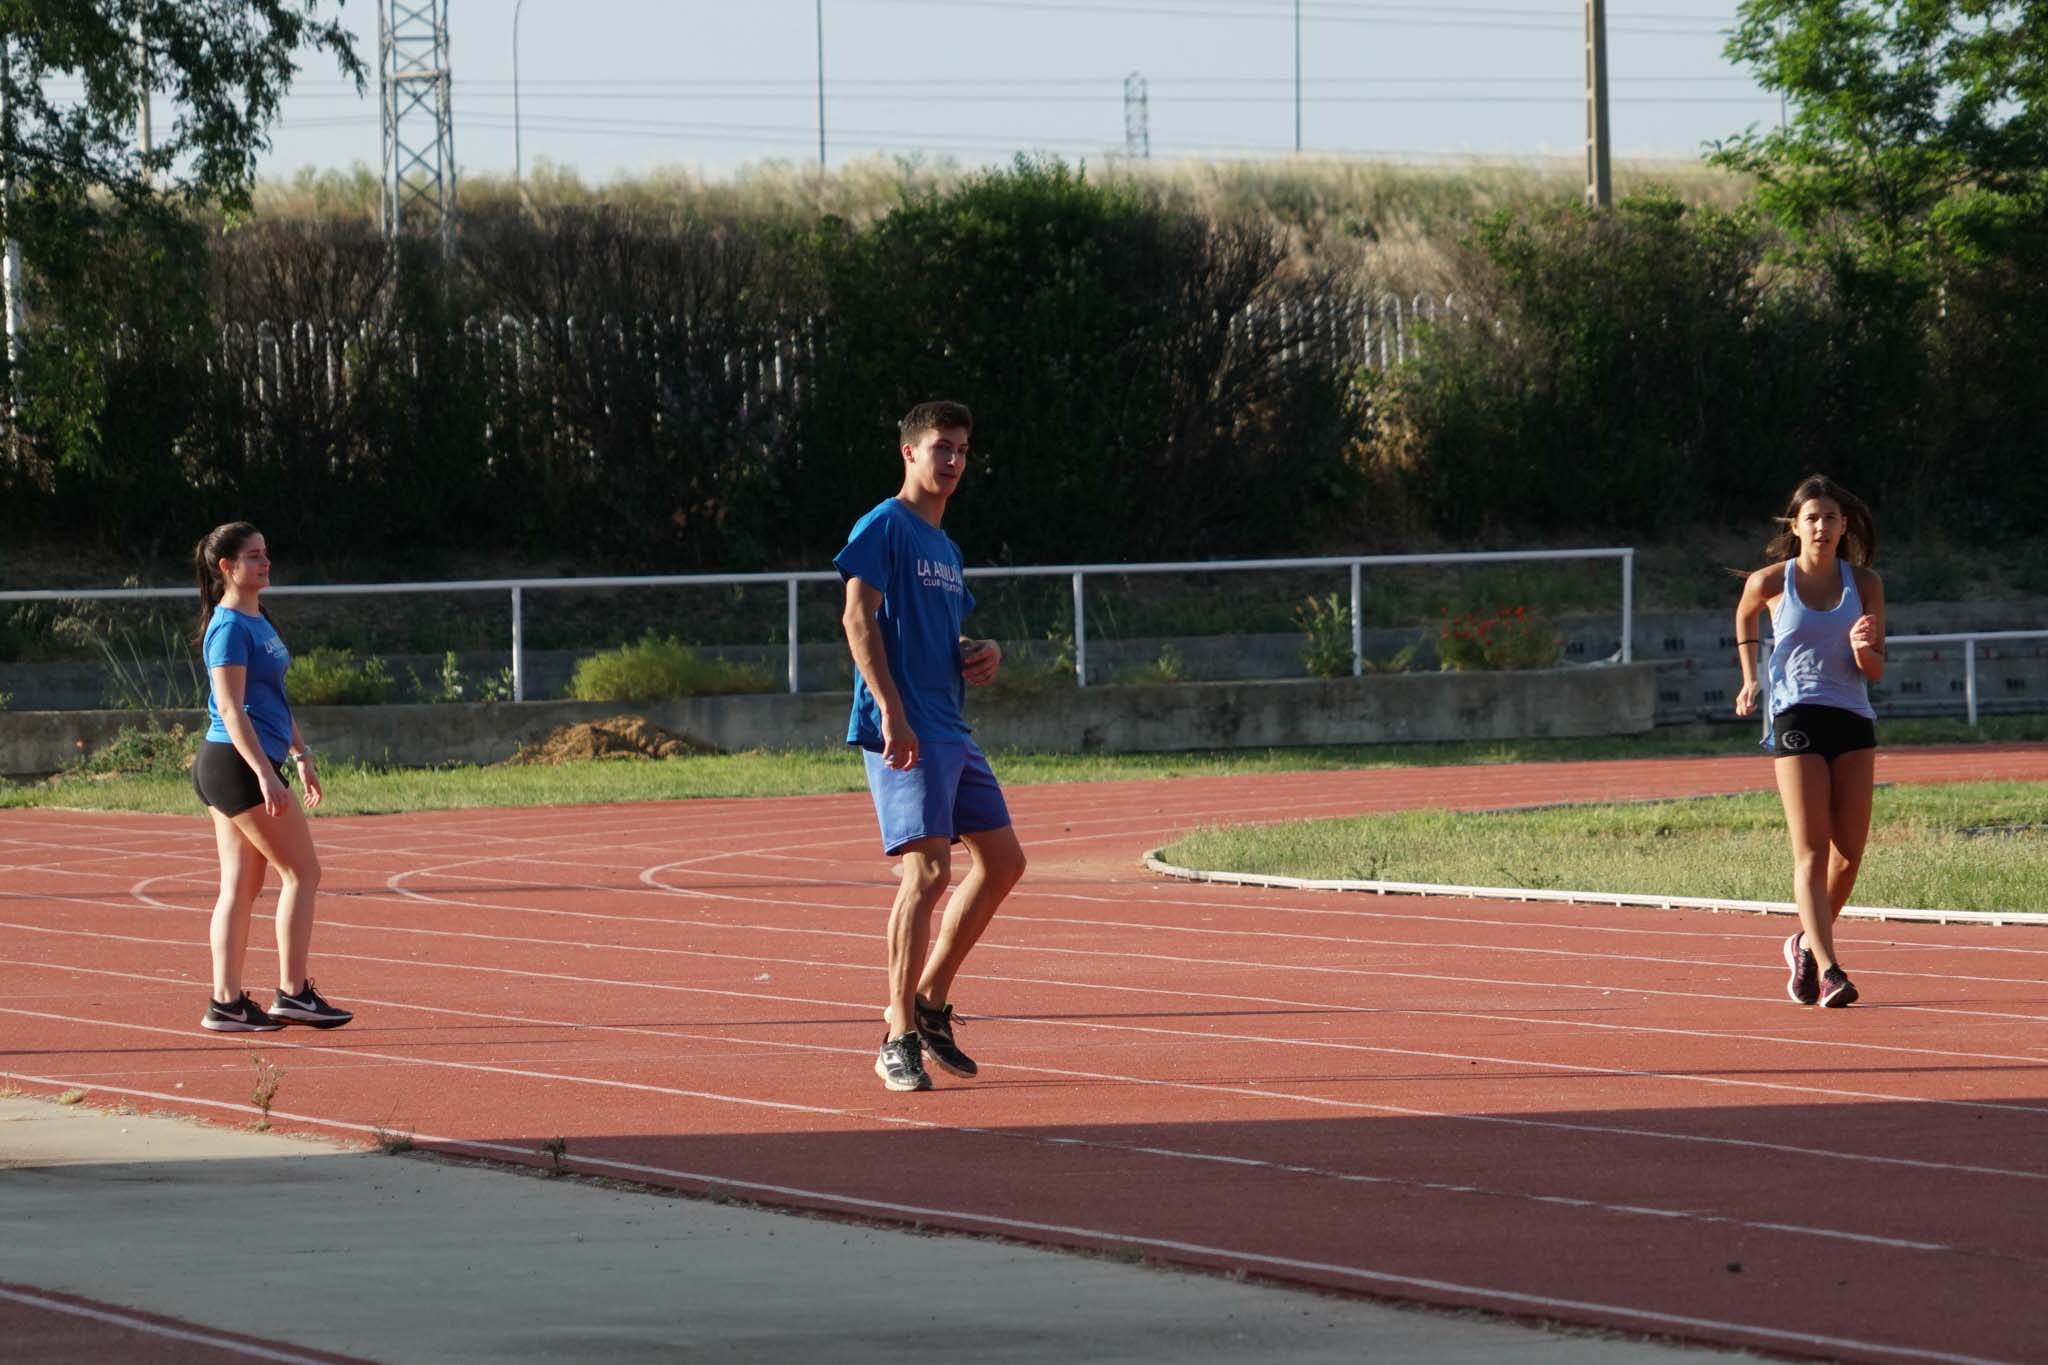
[
  {"xmin": 6, "ymin": 717, "xmax": 2043, "ymax": 818},
  {"xmin": 286, "ymin": 648, "xmax": 395, "ymax": 706},
  {"xmin": 372, "ymin": 1125, "xmax": 416, "ymax": 1155},
  {"xmin": 56, "ymin": 1088, "xmax": 87, "ymax": 1105},
  {"xmin": 1160, "ymin": 782, "xmax": 2048, "ymax": 913},
  {"xmin": 567, "ymin": 634, "xmax": 774, "ymax": 701}
]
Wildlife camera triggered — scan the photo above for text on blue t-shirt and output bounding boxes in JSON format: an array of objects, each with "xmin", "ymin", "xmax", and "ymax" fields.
[
  {"xmin": 834, "ymin": 498, "xmax": 975, "ymax": 749},
  {"xmin": 203, "ymin": 606, "xmax": 295, "ymax": 761}
]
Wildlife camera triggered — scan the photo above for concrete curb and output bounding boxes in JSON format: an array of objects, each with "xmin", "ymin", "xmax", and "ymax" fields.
[
  {"xmin": 1142, "ymin": 852, "xmax": 2044, "ymax": 927},
  {"xmin": 0, "ymin": 664, "xmax": 1657, "ymax": 775}
]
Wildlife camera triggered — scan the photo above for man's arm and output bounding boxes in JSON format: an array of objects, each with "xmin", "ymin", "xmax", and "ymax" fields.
[{"xmin": 842, "ymin": 577, "xmax": 920, "ymax": 770}]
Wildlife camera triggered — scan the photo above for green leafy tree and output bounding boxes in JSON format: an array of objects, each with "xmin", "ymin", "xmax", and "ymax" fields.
[
  {"xmin": 0, "ymin": 1, "xmax": 361, "ymax": 486},
  {"xmin": 1712, "ymin": 1, "xmax": 2048, "ymax": 285}
]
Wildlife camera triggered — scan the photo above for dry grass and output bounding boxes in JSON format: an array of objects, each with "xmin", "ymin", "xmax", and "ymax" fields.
[{"xmin": 249, "ymin": 153, "xmax": 1750, "ymax": 293}]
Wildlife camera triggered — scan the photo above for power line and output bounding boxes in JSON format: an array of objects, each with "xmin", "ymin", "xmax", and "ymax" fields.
[{"xmin": 840, "ymin": 0, "xmax": 1731, "ymax": 35}]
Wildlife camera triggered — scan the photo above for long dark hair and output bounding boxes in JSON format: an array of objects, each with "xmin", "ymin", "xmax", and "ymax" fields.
[
  {"xmin": 193, "ymin": 521, "xmax": 262, "ymax": 650},
  {"xmin": 1762, "ymin": 475, "xmax": 1877, "ymax": 568}
]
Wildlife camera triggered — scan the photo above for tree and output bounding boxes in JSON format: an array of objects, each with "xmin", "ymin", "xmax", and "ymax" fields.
[
  {"xmin": 1712, "ymin": 1, "xmax": 2048, "ymax": 285},
  {"xmin": 0, "ymin": 1, "xmax": 359, "ymax": 231},
  {"xmin": 0, "ymin": 1, "xmax": 360, "ymax": 482}
]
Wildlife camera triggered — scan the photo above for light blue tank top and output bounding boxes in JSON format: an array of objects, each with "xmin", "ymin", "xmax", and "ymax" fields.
[{"xmin": 1762, "ymin": 559, "xmax": 1874, "ymax": 750}]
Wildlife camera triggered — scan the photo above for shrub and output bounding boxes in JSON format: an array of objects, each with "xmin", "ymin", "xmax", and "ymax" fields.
[
  {"xmin": 1113, "ymin": 645, "xmax": 1188, "ymax": 686},
  {"xmin": 1438, "ymin": 607, "xmax": 1562, "ymax": 671},
  {"xmin": 287, "ymin": 648, "xmax": 394, "ymax": 705},
  {"xmin": 71, "ymin": 723, "xmax": 198, "ymax": 778},
  {"xmin": 409, "ymin": 651, "xmax": 514, "ymax": 704},
  {"xmin": 1294, "ymin": 593, "xmax": 1354, "ymax": 679},
  {"xmin": 566, "ymin": 634, "xmax": 773, "ymax": 702}
]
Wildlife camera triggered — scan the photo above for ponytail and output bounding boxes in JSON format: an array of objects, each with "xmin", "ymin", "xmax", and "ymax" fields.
[{"xmin": 193, "ymin": 522, "xmax": 260, "ymax": 652}]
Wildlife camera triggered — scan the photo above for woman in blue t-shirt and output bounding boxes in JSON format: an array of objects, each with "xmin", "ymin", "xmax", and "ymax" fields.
[
  {"xmin": 190, "ymin": 521, "xmax": 352, "ymax": 1034},
  {"xmin": 1733, "ymin": 476, "xmax": 1886, "ymax": 1009}
]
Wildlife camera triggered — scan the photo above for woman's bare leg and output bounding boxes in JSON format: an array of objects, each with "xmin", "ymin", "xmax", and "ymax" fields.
[
  {"xmin": 208, "ymin": 810, "xmax": 268, "ymax": 1003},
  {"xmin": 1824, "ymin": 748, "xmax": 1877, "ymax": 925},
  {"xmin": 1773, "ymin": 754, "xmax": 1842, "ymax": 972},
  {"xmin": 230, "ymin": 798, "xmax": 322, "ymax": 994}
]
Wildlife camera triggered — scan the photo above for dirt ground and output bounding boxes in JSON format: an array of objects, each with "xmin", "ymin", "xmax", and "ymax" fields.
[{"xmin": 505, "ymin": 715, "xmax": 718, "ymax": 764}]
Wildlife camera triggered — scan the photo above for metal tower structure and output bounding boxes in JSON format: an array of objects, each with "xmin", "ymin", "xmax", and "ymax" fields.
[
  {"xmin": 380, "ymin": 0, "xmax": 457, "ymax": 252},
  {"xmin": 1123, "ymin": 72, "xmax": 1149, "ymax": 159}
]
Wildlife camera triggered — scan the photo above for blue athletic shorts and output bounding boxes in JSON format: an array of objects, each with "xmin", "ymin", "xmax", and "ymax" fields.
[{"xmin": 860, "ymin": 739, "xmax": 1012, "ymax": 855}]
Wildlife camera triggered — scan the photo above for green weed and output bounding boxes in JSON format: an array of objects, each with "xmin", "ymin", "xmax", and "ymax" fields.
[
  {"xmin": 1295, "ymin": 593, "xmax": 1354, "ymax": 679},
  {"xmin": 566, "ymin": 634, "xmax": 772, "ymax": 702},
  {"xmin": 286, "ymin": 648, "xmax": 394, "ymax": 706}
]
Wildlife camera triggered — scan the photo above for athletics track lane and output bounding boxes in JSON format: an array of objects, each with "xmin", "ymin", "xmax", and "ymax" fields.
[{"xmin": 3, "ymin": 746, "xmax": 2046, "ymax": 1364}]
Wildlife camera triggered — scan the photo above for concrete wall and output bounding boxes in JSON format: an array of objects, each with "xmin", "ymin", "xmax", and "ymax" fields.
[{"xmin": 0, "ymin": 664, "xmax": 1655, "ymax": 776}]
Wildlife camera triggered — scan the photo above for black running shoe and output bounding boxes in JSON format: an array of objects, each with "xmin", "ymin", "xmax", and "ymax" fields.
[
  {"xmin": 202, "ymin": 993, "xmax": 284, "ymax": 1033},
  {"xmin": 270, "ymin": 979, "xmax": 353, "ymax": 1029},
  {"xmin": 1819, "ymin": 965, "xmax": 1859, "ymax": 1009},
  {"xmin": 1783, "ymin": 931, "xmax": 1819, "ymax": 1005},
  {"xmin": 875, "ymin": 1031, "xmax": 932, "ymax": 1092},
  {"xmin": 915, "ymin": 997, "xmax": 977, "ymax": 1078}
]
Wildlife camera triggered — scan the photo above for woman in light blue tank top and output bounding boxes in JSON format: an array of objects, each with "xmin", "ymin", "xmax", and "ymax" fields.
[{"xmin": 1733, "ymin": 476, "xmax": 1886, "ymax": 1009}]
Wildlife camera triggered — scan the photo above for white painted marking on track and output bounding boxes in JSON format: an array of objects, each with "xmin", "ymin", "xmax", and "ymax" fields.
[
  {"xmin": 0, "ymin": 995, "xmax": 1975, "ymax": 1257},
  {"xmin": 0, "ymin": 1285, "xmax": 336, "ymax": 1364},
  {"xmin": 4, "ymin": 942, "xmax": 2045, "ymax": 1185},
  {"xmin": 0, "ymin": 1068, "xmax": 2025, "ymax": 1365}
]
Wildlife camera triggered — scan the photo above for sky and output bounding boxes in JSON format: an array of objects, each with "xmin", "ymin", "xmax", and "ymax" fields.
[{"xmin": 255, "ymin": 0, "xmax": 1783, "ymax": 182}]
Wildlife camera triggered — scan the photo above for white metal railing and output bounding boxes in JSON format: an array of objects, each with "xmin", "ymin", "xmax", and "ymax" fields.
[
  {"xmin": 1888, "ymin": 631, "xmax": 2048, "ymax": 726},
  {"xmin": 2, "ymin": 548, "xmax": 1635, "ymax": 702}
]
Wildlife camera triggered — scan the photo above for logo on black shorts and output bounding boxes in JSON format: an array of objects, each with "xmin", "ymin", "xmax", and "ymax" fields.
[{"xmin": 1780, "ymin": 728, "xmax": 1811, "ymax": 752}]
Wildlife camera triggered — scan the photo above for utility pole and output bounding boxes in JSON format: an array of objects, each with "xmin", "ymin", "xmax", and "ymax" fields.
[
  {"xmin": 816, "ymin": 0, "xmax": 827, "ymax": 172},
  {"xmin": 1583, "ymin": 0, "xmax": 1611, "ymax": 208},
  {"xmin": 135, "ymin": 19, "xmax": 153, "ymax": 167},
  {"xmin": 379, "ymin": 0, "xmax": 458, "ymax": 256},
  {"xmin": 0, "ymin": 36, "xmax": 23, "ymax": 393},
  {"xmin": 513, "ymin": 0, "xmax": 526, "ymax": 183},
  {"xmin": 1294, "ymin": 0, "xmax": 1302, "ymax": 153},
  {"xmin": 1123, "ymin": 72, "xmax": 1149, "ymax": 159},
  {"xmin": 1777, "ymin": 14, "xmax": 1788, "ymax": 133}
]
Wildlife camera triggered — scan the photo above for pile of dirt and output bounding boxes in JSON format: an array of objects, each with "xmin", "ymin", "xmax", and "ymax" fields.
[{"xmin": 504, "ymin": 716, "xmax": 719, "ymax": 765}]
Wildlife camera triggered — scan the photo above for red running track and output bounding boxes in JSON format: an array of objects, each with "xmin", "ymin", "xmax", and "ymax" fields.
[{"xmin": 4, "ymin": 747, "xmax": 2047, "ymax": 1364}]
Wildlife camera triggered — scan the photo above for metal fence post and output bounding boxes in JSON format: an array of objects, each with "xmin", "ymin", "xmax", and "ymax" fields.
[
  {"xmin": 1966, "ymin": 639, "xmax": 1978, "ymax": 726},
  {"xmin": 1073, "ymin": 571, "xmax": 1087, "ymax": 687},
  {"xmin": 1350, "ymin": 561, "xmax": 1363, "ymax": 677},
  {"xmin": 786, "ymin": 577, "xmax": 800, "ymax": 694},
  {"xmin": 1620, "ymin": 549, "xmax": 1634, "ymax": 664},
  {"xmin": 510, "ymin": 585, "xmax": 525, "ymax": 702}
]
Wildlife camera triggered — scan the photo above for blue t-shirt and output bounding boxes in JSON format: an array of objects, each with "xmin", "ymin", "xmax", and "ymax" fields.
[
  {"xmin": 834, "ymin": 498, "xmax": 975, "ymax": 749},
  {"xmin": 203, "ymin": 607, "xmax": 295, "ymax": 761}
]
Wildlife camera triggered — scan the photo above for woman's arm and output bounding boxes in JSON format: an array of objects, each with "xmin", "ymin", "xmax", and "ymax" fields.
[
  {"xmin": 1732, "ymin": 566, "xmax": 1774, "ymax": 718},
  {"xmin": 1850, "ymin": 568, "xmax": 1886, "ymax": 683},
  {"xmin": 287, "ymin": 720, "xmax": 322, "ymax": 810},
  {"xmin": 211, "ymin": 665, "xmax": 291, "ymax": 817}
]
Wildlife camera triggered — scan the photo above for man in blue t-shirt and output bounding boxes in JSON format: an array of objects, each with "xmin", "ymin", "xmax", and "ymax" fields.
[{"xmin": 836, "ymin": 400, "xmax": 1027, "ymax": 1093}]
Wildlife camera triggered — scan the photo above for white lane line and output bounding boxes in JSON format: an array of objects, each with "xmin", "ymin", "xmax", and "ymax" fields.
[
  {"xmin": 0, "ymin": 1285, "xmax": 337, "ymax": 1365},
  {"xmin": 354, "ymin": 873, "xmax": 2048, "ymax": 1026},
  {"xmin": 4, "ymin": 943, "xmax": 2045, "ymax": 1184},
  {"xmin": 0, "ymin": 963, "xmax": 1967, "ymax": 1256},
  {"xmin": 0, "ymin": 1069, "xmax": 2022, "ymax": 1365},
  {"xmin": 1147, "ymin": 854, "xmax": 2046, "ymax": 928}
]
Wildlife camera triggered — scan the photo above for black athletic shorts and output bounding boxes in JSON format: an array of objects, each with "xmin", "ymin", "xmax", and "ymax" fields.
[
  {"xmin": 191, "ymin": 740, "xmax": 290, "ymax": 817},
  {"xmin": 1771, "ymin": 703, "xmax": 1877, "ymax": 764}
]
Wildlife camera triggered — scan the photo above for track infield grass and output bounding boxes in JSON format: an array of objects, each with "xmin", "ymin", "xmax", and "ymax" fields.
[
  {"xmin": 1157, "ymin": 781, "xmax": 2047, "ymax": 914},
  {"xmin": 0, "ymin": 717, "xmax": 2039, "ymax": 817}
]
